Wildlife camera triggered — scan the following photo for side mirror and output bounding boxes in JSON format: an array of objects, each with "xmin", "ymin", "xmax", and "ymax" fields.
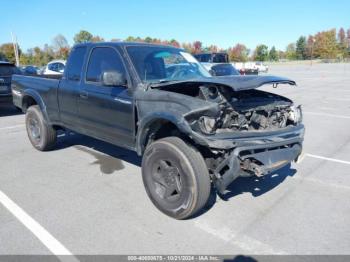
[
  {"xmin": 102, "ymin": 70, "xmax": 127, "ymax": 87},
  {"xmin": 209, "ymin": 69, "xmax": 216, "ymax": 76}
]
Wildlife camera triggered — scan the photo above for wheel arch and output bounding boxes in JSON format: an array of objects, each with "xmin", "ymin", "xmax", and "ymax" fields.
[
  {"xmin": 136, "ymin": 113, "xmax": 193, "ymax": 156},
  {"xmin": 22, "ymin": 90, "xmax": 49, "ymax": 122}
]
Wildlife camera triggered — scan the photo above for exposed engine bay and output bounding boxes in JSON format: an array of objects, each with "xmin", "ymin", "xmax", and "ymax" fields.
[{"xmin": 154, "ymin": 83, "xmax": 302, "ymax": 134}]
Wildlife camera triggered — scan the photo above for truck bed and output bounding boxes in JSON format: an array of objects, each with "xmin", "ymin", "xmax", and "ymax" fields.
[{"xmin": 11, "ymin": 74, "xmax": 61, "ymax": 120}]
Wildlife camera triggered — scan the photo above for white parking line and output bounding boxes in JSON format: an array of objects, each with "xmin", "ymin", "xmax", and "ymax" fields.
[
  {"xmin": 0, "ymin": 124, "xmax": 25, "ymax": 131},
  {"xmin": 194, "ymin": 220, "xmax": 288, "ymax": 254},
  {"xmin": 304, "ymin": 111, "xmax": 350, "ymax": 119},
  {"xmin": 301, "ymin": 177, "xmax": 350, "ymax": 190},
  {"xmin": 306, "ymin": 153, "xmax": 350, "ymax": 165},
  {"xmin": 0, "ymin": 190, "xmax": 75, "ymax": 257}
]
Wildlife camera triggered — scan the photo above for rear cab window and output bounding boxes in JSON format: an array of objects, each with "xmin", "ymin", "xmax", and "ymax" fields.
[{"xmin": 65, "ymin": 47, "xmax": 87, "ymax": 81}]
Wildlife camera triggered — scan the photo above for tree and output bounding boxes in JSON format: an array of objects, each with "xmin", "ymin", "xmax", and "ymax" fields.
[
  {"xmin": 52, "ymin": 34, "xmax": 70, "ymax": 59},
  {"xmin": 269, "ymin": 46, "xmax": 278, "ymax": 61},
  {"xmin": 52, "ymin": 34, "xmax": 69, "ymax": 52},
  {"xmin": 125, "ymin": 36, "xmax": 136, "ymax": 42},
  {"xmin": 338, "ymin": 28, "xmax": 346, "ymax": 45},
  {"xmin": 337, "ymin": 28, "xmax": 347, "ymax": 58},
  {"xmin": 73, "ymin": 30, "xmax": 93, "ymax": 44},
  {"xmin": 228, "ymin": 44, "xmax": 249, "ymax": 62},
  {"xmin": 192, "ymin": 41, "xmax": 203, "ymax": 54},
  {"xmin": 305, "ymin": 35, "xmax": 315, "ymax": 59},
  {"xmin": 169, "ymin": 39, "xmax": 180, "ymax": 48},
  {"xmin": 313, "ymin": 29, "xmax": 339, "ymax": 59},
  {"xmin": 296, "ymin": 36, "xmax": 307, "ymax": 60},
  {"xmin": 253, "ymin": 44, "xmax": 269, "ymax": 61},
  {"xmin": 0, "ymin": 43, "xmax": 22, "ymax": 64},
  {"xmin": 181, "ymin": 42, "xmax": 193, "ymax": 53},
  {"xmin": 285, "ymin": 43, "xmax": 296, "ymax": 60},
  {"xmin": 91, "ymin": 35, "xmax": 105, "ymax": 42}
]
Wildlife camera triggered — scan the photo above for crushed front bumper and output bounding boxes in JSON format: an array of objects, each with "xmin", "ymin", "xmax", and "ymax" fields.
[{"xmin": 209, "ymin": 125, "xmax": 305, "ymax": 193}]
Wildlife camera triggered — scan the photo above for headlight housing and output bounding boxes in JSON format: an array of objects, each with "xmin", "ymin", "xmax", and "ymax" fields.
[{"xmin": 288, "ymin": 105, "xmax": 303, "ymax": 124}]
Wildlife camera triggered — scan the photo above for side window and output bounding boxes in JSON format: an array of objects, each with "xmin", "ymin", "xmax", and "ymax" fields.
[
  {"xmin": 66, "ymin": 47, "xmax": 86, "ymax": 81},
  {"xmin": 48, "ymin": 63, "xmax": 57, "ymax": 71},
  {"xmin": 86, "ymin": 47, "xmax": 125, "ymax": 83},
  {"xmin": 57, "ymin": 63, "xmax": 65, "ymax": 72}
]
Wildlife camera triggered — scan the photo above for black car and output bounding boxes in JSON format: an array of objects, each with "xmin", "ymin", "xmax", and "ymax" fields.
[
  {"xmin": 21, "ymin": 65, "xmax": 39, "ymax": 75},
  {"xmin": 0, "ymin": 61, "xmax": 21, "ymax": 103}
]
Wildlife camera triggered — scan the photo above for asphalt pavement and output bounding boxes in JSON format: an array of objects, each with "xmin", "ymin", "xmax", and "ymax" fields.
[{"xmin": 0, "ymin": 63, "xmax": 349, "ymax": 256}]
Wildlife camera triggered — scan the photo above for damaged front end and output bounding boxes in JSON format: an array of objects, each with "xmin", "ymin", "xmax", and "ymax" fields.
[{"xmin": 151, "ymin": 76, "xmax": 304, "ymax": 194}]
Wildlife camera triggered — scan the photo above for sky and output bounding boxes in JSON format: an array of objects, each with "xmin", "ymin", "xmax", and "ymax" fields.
[{"xmin": 1, "ymin": 0, "xmax": 349, "ymax": 52}]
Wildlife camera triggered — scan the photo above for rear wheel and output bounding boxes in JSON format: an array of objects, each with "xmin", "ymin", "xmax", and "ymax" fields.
[
  {"xmin": 142, "ymin": 137, "xmax": 211, "ymax": 219},
  {"xmin": 25, "ymin": 105, "xmax": 56, "ymax": 151}
]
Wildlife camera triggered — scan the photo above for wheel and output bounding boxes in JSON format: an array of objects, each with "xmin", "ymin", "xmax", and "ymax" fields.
[
  {"xmin": 25, "ymin": 105, "xmax": 56, "ymax": 151},
  {"xmin": 142, "ymin": 136, "xmax": 211, "ymax": 219}
]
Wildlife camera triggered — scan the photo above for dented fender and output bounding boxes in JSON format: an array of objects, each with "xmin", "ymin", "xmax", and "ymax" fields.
[{"xmin": 134, "ymin": 89, "xmax": 236, "ymax": 154}]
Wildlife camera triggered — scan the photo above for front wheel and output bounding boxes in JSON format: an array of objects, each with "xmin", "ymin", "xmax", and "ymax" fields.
[
  {"xmin": 25, "ymin": 105, "xmax": 57, "ymax": 151},
  {"xmin": 142, "ymin": 137, "xmax": 211, "ymax": 219}
]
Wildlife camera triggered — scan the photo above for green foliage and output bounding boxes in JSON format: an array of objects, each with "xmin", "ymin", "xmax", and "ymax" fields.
[
  {"xmin": 254, "ymin": 44, "xmax": 269, "ymax": 61},
  {"xmin": 269, "ymin": 46, "xmax": 278, "ymax": 61},
  {"xmin": 74, "ymin": 30, "xmax": 93, "ymax": 44},
  {"xmin": 285, "ymin": 43, "xmax": 297, "ymax": 60},
  {"xmin": 0, "ymin": 43, "xmax": 22, "ymax": 64},
  {"xmin": 5, "ymin": 26, "xmax": 349, "ymax": 67},
  {"xmin": 296, "ymin": 36, "xmax": 307, "ymax": 60}
]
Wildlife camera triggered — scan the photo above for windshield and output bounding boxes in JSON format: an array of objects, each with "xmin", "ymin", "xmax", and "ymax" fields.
[
  {"xmin": 0, "ymin": 64, "xmax": 21, "ymax": 75},
  {"xmin": 126, "ymin": 46, "xmax": 211, "ymax": 83}
]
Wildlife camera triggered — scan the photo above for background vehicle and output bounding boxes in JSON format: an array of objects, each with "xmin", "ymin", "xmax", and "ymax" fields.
[
  {"xmin": 243, "ymin": 61, "xmax": 269, "ymax": 73},
  {"xmin": 12, "ymin": 42, "xmax": 304, "ymax": 219},
  {"xmin": 202, "ymin": 63, "xmax": 240, "ymax": 76},
  {"xmin": 254, "ymin": 61, "xmax": 269, "ymax": 72},
  {"xmin": 42, "ymin": 60, "xmax": 66, "ymax": 75},
  {"xmin": 233, "ymin": 62, "xmax": 259, "ymax": 75},
  {"xmin": 21, "ymin": 65, "xmax": 40, "ymax": 75},
  {"xmin": 0, "ymin": 61, "xmax": 21, "ymax": 103},
  {"xmin": 194, "ymin": 52, "xmax": 241, "ymax": 76},
  {"xmin": 193, "ymin": 52, "xmax": 229, "ymax": 63}
]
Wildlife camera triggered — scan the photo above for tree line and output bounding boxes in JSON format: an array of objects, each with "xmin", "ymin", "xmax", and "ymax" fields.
[{"xmin": 0, "ymin": 27, "xmax": 349, "ymax": 66}]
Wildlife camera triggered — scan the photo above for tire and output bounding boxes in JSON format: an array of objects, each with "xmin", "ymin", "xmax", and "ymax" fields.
[
  {"xmin": 25, "ymin": 105, "xmax": 56, "ymax": 151},
  {"xmin": 142, "ymin": 136, "xmax": 211, "ymax": 219}
]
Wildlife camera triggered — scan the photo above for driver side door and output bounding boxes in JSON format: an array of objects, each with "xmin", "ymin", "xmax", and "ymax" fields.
[{"xmin": 77, "ymin": 47, "xmax": 134, "ymax": 149}]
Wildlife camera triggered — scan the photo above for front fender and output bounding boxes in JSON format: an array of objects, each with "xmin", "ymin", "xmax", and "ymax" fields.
[{"xmin": 136, "ymin": 112, "xmax": 193, "ymax": 155}]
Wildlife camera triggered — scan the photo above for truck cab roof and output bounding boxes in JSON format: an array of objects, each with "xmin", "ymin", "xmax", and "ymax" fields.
[{"xmin": 74, "ymin": 41, "xmax": 184, "ymax": 50}]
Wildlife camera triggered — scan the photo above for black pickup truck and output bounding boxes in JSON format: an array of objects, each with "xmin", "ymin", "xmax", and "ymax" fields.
[{"xmin": 12, "ymin": 42, "xmax": 304, "ymax": 219}]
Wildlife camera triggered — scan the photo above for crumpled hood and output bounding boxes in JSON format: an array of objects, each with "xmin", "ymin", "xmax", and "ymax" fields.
[{"xmin": 150, "ymin": 75, "xmax": 296, "ymax": 91}]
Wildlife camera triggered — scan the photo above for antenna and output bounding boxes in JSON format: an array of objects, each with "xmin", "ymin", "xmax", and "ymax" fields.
[{"xmin": 11, "ymin": 31, "xmax": 20, "ymax": 66}]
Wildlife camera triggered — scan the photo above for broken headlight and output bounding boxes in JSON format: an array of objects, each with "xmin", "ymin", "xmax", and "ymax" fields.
[
  {"xmin": 288, "ymin": 105, "xmax": 303, "ymax": 124},
  {"xmin": 198, "ymin": 116, "xmax": 217, "ymax": 134}
]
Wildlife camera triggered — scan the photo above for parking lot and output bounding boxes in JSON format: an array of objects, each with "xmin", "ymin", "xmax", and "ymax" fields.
[{"xmin": 0, "ymin": 63, "xmax": 350, "ymax": 255}]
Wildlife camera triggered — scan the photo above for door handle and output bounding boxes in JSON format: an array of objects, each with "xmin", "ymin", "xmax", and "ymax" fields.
[{"xmin": 80, "ymin": 91, "xmax": 88, "ymax": 99}]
